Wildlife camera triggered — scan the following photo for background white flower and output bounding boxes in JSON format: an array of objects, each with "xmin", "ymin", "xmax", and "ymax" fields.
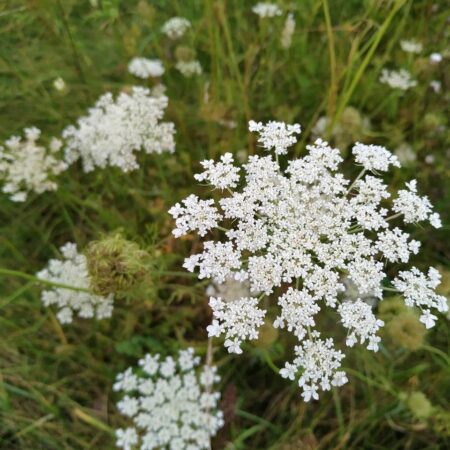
[
  {"xmin": 114, "ymin": 348, "xmax": 224, "ymax": 450},
  {"xmin": 128, "ymin": 57, "xmax": 165, "ymax": 78},
  {"xmin": 62, "ymin": 87, "xmax": 175, "ymax": 172},
  {"xmin": 0, "ymin": 127, "xmax": 67, "ymax": 202},
  {"xmin": 36, "ymin": 243, "xmax": 114, "ymax": 324},
  {"xmin": 161, "ymin": 17, "xmax": 191, "ymax": 39}
]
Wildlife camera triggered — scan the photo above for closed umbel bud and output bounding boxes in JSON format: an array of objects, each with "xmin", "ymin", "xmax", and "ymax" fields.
[{"xmin": 85, "ymin": 232, "xmax": 151, "ymax": 298}]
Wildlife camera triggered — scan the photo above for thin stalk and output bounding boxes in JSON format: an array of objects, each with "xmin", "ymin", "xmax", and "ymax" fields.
[{"xmin": 0, "ymin": 268, "xmax": 91, "ymax": 293}]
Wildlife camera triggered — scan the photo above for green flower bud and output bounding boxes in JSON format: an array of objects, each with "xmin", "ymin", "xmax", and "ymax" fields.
[
  {"xmin": 407, "ymin": 391, "xmax": 433, "ymax": 420},
  {"xmin": 386, "ymin": 312, "xmax": 426, "ymax": 351},
  {"xmin": 85, "ymin": 232, "xmax": 151, "ymax": 298}
]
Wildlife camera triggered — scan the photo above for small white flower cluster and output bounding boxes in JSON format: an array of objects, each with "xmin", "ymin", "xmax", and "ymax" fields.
[
  {"xmin": 429, "ymin": 52, "xmax": 442, "ymax": 64},
  {"xmin": 128, "ymin": 57, "xmax": 165, "ymax": 79},
  {"xmin": 175, "ymin": 60, "xmax": 203, "ymax": 77},
  {"xmin": 280, "ymin": 332, "xmax": 348, "ymax": 402},
  {"xmin": 353, "ymin": 142, "xmax": 400, "ymax": 172},
  {"xmin": 62, "ymin": 87, "xmax": 175, "ymax": 172},
  {"xmin": 393, "ymin": 267, "xmax": 448, "ymax": 328},
  {"xmin": 400, "ymin": 39, "xmax": 423, "ymax": 54},
  {"xmin": 338, "ymin": 299, "xmax": 384, "ymax": 350},
  {"xmin": 114, "ymin": 348, "xmax": 224, "ymax": 450},
  {"xmin": 36, "ymin": 243, "xmax": 114, "ymax": 324},
  {"xmin": 0, "ymin": 127, "xmax": 67, "ymax": 202},
  {"xmin": 252, "ymin": 2, "xmax": 282, "ymax": 18},
  {"xmin": 248, "ymin": 120, "xmax": 301, "ymax": 155},
  {"xmin": 207, "ymin": 297, "xmax": 266, "ymax": 353},
  {"xmin": 170, "ymin": 120, "xmax": 444, "ymax": 400},
  {"xmin": 161, "ymin": 17, "xmax": 191, "ymax": 39},
  {"xmin": 379, "ymin": 68, "xmax": 417, "ymax": 91}
]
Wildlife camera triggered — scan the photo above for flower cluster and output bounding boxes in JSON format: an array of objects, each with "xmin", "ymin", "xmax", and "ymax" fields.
[
  {"xmin": 393, "ymin": 267, "xmax": 447, "ymax": 328},
  {"xmin": 170, "ymin": 120, "xmax": 444, "ymax": 400},
  {"xmin": 36, "ymin": 243, "xmax": 114, "ymax": 324},
  {"xmin": 161, "ymin": 17, "xmax": 191, "ymax": 39},
  {"xmin": 114, "ymin": 348, "xmax": 224, "ymax": 450},
  {"xmin": 400, "ymin": 39, "xmax": 423, "ymax": 54},
  {"xmin": 248, "ymin": 120, "xmax": 301, "ymax": 155},
  {"xmin": 62, "ymin": 87, "xmax": 175, "ymax": 172},
  {"xmin": 0, "ymin": 127, "xmax": 67, "ymax": 202},
  {"xmin": 207, "ymin": 297, "xmax": 266, "ymax": 353},
  {"xmin": 379, "ymin": 68, "xmax": 417, "ymax": 90},
  {"xmin": 175, "ymin": 60, "xmax": 203, "ymax": 77},
  {"xmin": 128, "ymin": 57, "xmax": 165, "ymax": 78},
  {"xmin": 252, "ymin": 3, "xmax": 282, "ymax": 18}
]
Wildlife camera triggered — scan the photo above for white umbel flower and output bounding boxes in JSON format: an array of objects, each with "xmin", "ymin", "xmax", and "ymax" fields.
[
  {"xmin": 379, "ymin": 68, "xmax": 417, "ymax": 90},
  {"xmin": 429, "ymin": 52, "xmax": 442, "ymax": 64},
  {"xmin": 352, "ymin": 142, "xmax": 400, "ymax": 172},
  {"xmin": 252, "ymin": 2, "xmax": 282, "ymax": 18},
  {"xmin": 170, "ymin": 119, "xmax": 443, "ymax": 400},
  {"xmin": 36, "ymin": 243, "xmax": 114, "ymax": 324},
  {"xmin": 280, "ymin": 332, "xmax": 347, "ymax": 401},
  {"xmin": 400, "ymin": 39, "xmax": 423, "ymax": 54},
  {"xmin": 194, "ymin": 152, "xmax": 240, "ymax": 189},
  {"xmin": 175, "ymin": 60, "xmax": 203, "ymax": 77},
  {"xmin": 392, "ymin": 180, "xmax": 442, "ymax": 228},
  {"xmin": 207, "ymin": 296, "xmax": 266, "ymax": 353},
  {"xmin": 53, "ymin": 77, "xmax": 66, "ymax": 91},
  {"xmin": 249, "ymin": 120, "xmax": 301, "ymax": 155},
  {"xmin": 0, "ymin": 127, "xmax": 67, "ymax": 202},
  {"xmin": 128, "ymin": 57, "xmax": 165, "ymax": 78},
  {"xmin": 338, "ymin": 299, "xmax": 384, "ymax": 350},
  {"xmin": 161, "ymin": 17, "xmax": 191, "ymax": 39},
  {"xmin": 393, "ymin": 267, "xmax": 448, "ymax": 329},
  {"xmin": 114, "ymin": 348, "xmax": 224, "ymax": 450},
  {"xmin": 62, "ymin": 87, "xmax": 175, "ymax": 172}
]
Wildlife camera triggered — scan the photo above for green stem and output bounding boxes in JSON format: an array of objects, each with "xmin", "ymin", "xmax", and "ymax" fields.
[{"xmin": 0, "ymin": 268, "xmax": 91, "ymax": 293}]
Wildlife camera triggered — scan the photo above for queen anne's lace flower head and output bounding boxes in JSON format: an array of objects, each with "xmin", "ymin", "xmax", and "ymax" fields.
[
  {"xmin": 379, "ymin": 68, "xmax": 417, "ymax": 90},
  {"xmin": 114, "ymin": 348, "xmax": 224, "ymax": 450},
  {"xmin": 0, "ymin": 127, "xmax": 67, "ymax": 201},
  {"xmin": 393, "ymin": 267, "xmax": 448, "ymax": 328},
  {"xmin": 36, "ymin": 243, "xmax": 114, "ymax": 324},
  {"xmin": 128, "ymin": 57, "xmax": 165, "ymax": 78},
  {"xmin": 161, "ymin": 17, "xmax": 191, "ymax": 39},
  {"xmin": 400, "ymin": 39, "xmax": 423, "ymax": 54},
  {"xmin": 175, "ymin": 60, "xmax": 203, "ymax": 77},
  {"xmin": 170, "ymin": 119, "xmax": 443, "ymax": 401},
  {"xmin": 352, "ymin": 142, "xmax": 400, "ymax": 172},
  {"xmin": 249, "ymin": 120, "xmax": 301, "ymax": 155},
  {"xmin": 252, "ymin": 2, "xmax": 282, "ymax": 18},
  {"xmin": 207, "ymin": 296, "xmax": 266, "ymax": 354},
  {"xmin": 62, "ymin": 87, "xmax": 175, "ymax": 172}
]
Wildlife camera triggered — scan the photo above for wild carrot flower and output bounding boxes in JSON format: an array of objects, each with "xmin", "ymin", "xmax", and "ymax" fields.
[
  {"xmin": 400, "ymin": 39, "xmax": 423, "ymax": 54},
  {"xmin": 128, "ymin": 57, "xmax": 165, "ymax": 78},
  {"xmin": 252, "ymin": 3, "xmax": 282, "ymax": 18},
  {"xmin": 161, "ymin": 17, "xmax": 191, "ymax": 39},
  {"xmin": 175, "ymin": 60, "xmax": 203, "ymax": 77},
  {"xmin": 62, "ymin": 87, "xmax": 175, "ymax": 172},
  {"xmin": 0, "ymin": 127, "xmax": 67, "ymax": 202},
  {"xmin": 36, "ymin": 243, "xmax": 114, "ymax": 324},
  {"xmin": 379, "ymin": 68, "xmax": 417, "ymax": 90},
  {"xmin": 114, "ymin": 348, "xmax": 224, "ymax": 449},
  {"xmin": 169, "ymin": 120, "xmax": 445, "ymax": 400}
]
